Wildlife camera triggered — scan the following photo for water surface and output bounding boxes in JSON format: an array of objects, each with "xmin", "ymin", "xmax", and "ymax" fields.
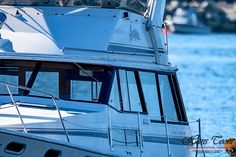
[{"xmin": 169, "ymin": 34, "xmax": 236, "ymax": 157}]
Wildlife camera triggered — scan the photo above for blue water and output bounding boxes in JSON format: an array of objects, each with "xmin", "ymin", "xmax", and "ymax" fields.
[{"xmin": 169, "ymin": 34, "xmax": 236, "ymax": 157}]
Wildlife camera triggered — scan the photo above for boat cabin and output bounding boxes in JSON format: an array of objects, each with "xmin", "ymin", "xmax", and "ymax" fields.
[
  {"xmin": 0, "ymin": 59, "xmax": 187, "ymax": 123},
  {"xmin": 0, "ymin": 1, "xmax": 193, "ymax": 156}
]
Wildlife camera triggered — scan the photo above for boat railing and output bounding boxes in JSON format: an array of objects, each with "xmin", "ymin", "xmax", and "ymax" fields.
[
  {"xmin": 0, "ymin": 81, "xmax": 205, "ymax": 157},
  {"xmin": 107, "ymin": 110, "xmax": 144, "ymax": 156},
  {"xmin": 178, "ymin": 118, "xmax": 206, "ymax": 157},
  {"xmin": 157, "ymin": 115, "xmax": 206, "ymax": 157},
  {"xmin": 0, "ymin": 81, "xmax": 70, "ymax": 142},
  {"xmin": 164, "ymin": 115, "xmax": 171, "ymax": 157},
  {"xmin": 195, "ymin": 119, "xmax": 206, "ymax": 157}
]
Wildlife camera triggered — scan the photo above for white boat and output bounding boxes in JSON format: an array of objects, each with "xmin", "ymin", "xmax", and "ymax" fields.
[
  {"xmin": 0, "ymin": 0, "xmax": 197, "ymax": 156},
  {"xmin": 172, "ymin": 8, "xmax": 211, "ymax": 34}
]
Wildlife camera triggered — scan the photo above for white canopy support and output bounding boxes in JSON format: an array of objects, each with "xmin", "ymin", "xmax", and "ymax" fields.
[{"xmin": 146, "ymin": 0, "xmax": 167, "ymax": 64}]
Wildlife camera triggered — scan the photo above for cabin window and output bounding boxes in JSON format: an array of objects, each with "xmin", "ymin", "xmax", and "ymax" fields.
[
  {"xmin": 71, "ymin": 80, "xmax": 102, "ymax": 102},
  {"xmin": 139, "ymin": 72, "xmax": 161, "ymax": 119},
  {"xmin": 109, "ymin": 72, "xmax": 121, "ymax": 110},
  {"xmin": 0, "ymin": 67, "xmax": 19, "ymax": 94},
  {"xmin": 170, "ymin": 75, "xmax": 188, "ymax": 122},
  {"xmin": 26, "ymin": 72, "xmax": 59, "ymax": 97},
  {"xmin": 69, "ymin": 67, "xmax": 104, "ymax": 102},
  {"xmin": 0, "ymin": 60, "xmax": 113, "ymax": 103},
  {"xmin": 119, "ymin": 70, "xmax": 142, "ymax": 112},
  {"xmin": 158, "ymin": 74, "xmax": 178, "ymax": 121}
]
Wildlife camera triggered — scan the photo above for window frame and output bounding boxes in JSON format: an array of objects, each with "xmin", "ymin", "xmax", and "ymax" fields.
[
  {"xmin": 116, "ymin": 68, "xmax": 147, "ymax": 113},
  {"xmin": 170, "ymin": 74, "xmax": 188, "ymax": 122},
  {"xmin": 155, "ymin": 71, "xmax": 188, "ymax": 124},
  {"xmin": 0, "ymin": 60, "xmax": 114, "ymax": 104},
  {"xmin": 112, "ymin": 67, "xmax": 188, "ymax": 125}
]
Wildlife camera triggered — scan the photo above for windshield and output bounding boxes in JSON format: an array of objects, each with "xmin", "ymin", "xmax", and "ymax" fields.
[
  {"xmin": 0, "ymin": 0, "xmax": 148, "ymax": 14},
  {"xmin": 0, "ymin": 60, "xmax": 114, "ymax": 103}
]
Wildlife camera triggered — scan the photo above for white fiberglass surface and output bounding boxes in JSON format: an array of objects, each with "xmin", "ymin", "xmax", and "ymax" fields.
[{"xmin": 0, "ymin": 0, "xmax": 148, "ymax": 14}]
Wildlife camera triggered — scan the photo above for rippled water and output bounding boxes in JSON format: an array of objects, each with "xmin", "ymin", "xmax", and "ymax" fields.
[{"xmin": 169, "ymin": 34, "xmax": 236, "ymax": 157}]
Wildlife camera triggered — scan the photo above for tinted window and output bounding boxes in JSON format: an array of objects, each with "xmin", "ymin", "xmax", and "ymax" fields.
[
  {"xmin": 0, "ymin": 75, "xmax": 18, "ymax": 94},
  {"xmin": 158, "ymin": 74, "xmax": 178, "ymax": 121},
  {"xmin": 118, "ymin": 70, "xmax": 130, "ymax": 111},
  {"xmin": 26, "ymin": 72, "xmax": 59, "ymax": 97},
  {"xmin": 119, "ymin": 70, "xmax": 142, "ymax": 112},
  {"xmin": 139, "ymin": 72, "xmax": 161, "ymax": 119},
  {"xmin": 109, "ymin": 72, "xmax": 121, "ymax": 110},
  {"xmin": 127, "ymin": 71, "xmax": 142, "ymax": 112},
  {"xmin": 71, "ymin": 80, "xmax": 101, "ymax": 101},
  {"xmin": 0, "ymin": 60, "xmax": 112, "ymax": 103}
]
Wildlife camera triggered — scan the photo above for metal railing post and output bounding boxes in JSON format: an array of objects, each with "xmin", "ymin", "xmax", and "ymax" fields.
[
  {"xmin": 108, "ymin": 106, "xmax": 113, "ymax": 151},
  {"xmin": 5, "ymin": 84, "xmax": 28, "ymax": 133},
  {"xmin": 195, "ymin": 120, "xmax": 199, "ymax": 157},
  {"xmin": 137, "ymin": 112, "xmax": 143, "ymax": 157},
  {"xmin": 197, "ymin": 119, "xmax": 206, "ymax": 157},
  {"xmin": 51, "ymin": 96, "xmax": 70, "ymax": 143},
  {"xmin": 1, "ymin": 81, "xmax": 70, "ymax": 142},
  {"xmin": 164, "ymin": 116, "xmax": 171, "ymax": 157}
]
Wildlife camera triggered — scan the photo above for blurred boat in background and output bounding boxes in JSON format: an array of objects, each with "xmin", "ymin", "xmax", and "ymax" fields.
[{"xmin": 172, "ymin": 8, "xmax": 211, "ymax": 34}]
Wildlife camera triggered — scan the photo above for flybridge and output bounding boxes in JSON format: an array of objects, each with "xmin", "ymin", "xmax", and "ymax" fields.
[{"xmin": 0, "ymin": 0, "xmax": 168, "ymax": 65}]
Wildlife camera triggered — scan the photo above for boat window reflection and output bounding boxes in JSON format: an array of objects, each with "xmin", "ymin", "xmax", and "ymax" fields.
[
  {"xmin": 158, "ymin": 74, "xmax": 178, "ymax": 121},
  {"xmin": 119, "ymin": 70, "xmax": 142, "ymax": 112},
  {"xmin": 109, "ymin": 71, "xmax": 121, "ymax": 110},
  {"xmin": 0, "ymin": 60, "xmax": 111, "ymax": 103},
  {"xmin": 139, "ymin": 71, "xmax": 161, "ymax": 119},
  {"xmin": 71, "ymin": 80, "xmax": 102, "ymax": 102},
  {"xmin": 26, "ymin": 71, "xmax": 59, "ymax": 97},
  {"xmin": 0, "ymin": 68, "xmax": 18, "ymax": 94}
]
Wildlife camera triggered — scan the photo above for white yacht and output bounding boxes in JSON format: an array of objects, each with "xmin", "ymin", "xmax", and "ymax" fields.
[
  {"xmin": 0, "ymin": 0, "xmax": 194, "ymax": 157},
  {"xmin": 172, "ymin": 8, "xmax": 211, "ymax": 34}
]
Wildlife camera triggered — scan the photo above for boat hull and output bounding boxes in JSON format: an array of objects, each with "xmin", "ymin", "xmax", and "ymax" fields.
[
  {"xmin": 174, "ymin": 24, "xmax": 211, "ymax": 34},
  {"xmin": 0, "ymin": 129, "xmax": 114, "ymax": 157}
]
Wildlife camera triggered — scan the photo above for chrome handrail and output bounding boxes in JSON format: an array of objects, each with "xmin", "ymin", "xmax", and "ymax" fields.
[
  {"xmin": 5, "ymin": 84, "xmax": 28, "ymax": 133},
  {"xmin": 0, "ymin": 81, "xmax": 70, "ymax": 142},
  {"xmin": 164, "ymin": 115, "xmax": 171, "ymax": 157},
  {"xmin": 137, "ymin": 112, "xmax": 143, "ymax": 156},
  {"xmin": 108, "ymin": 105, "xmax": 113, "ymax": 151},
  {"xmin": 195, "ymin": 119, "xmax": 206, "ymax": 157},
  {"xmin": 51, "ymin": 95, "xmax": 70, "ymax": 142}
]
